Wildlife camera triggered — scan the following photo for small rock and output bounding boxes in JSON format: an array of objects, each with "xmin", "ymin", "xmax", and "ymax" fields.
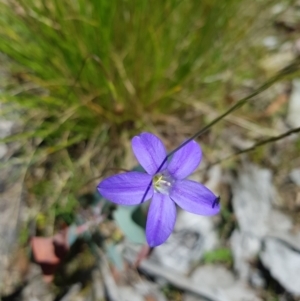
[
  {"xmin": 21, "ymin": 264, "xmax": 54, "ymax": 301},
  {"xmin": 268, "ymin": 210, "xmax": 292, "ymax": 233},
  {"xmin": 260, "ymin": 52, "xmax": 295, "ymax": 76},
  {"xmin": 205, "ymin": 165, "xmax": 222, "ymax": 193},
  {"xmin": 119, "ymin": 286, "xmax": 145, "ymax": 301},
  {"xmin": 290, "ymin": 168, "xmax": 300, "ymax": 186},
  {"xmin": 0, "ymin": 180, "xmax": 24, "ymax": 290},
  {"xmin": 152, "ymin": 211, "xmax": 218, "ymax": 274},
  {"xmin": 225, "ymin": 281, "xmax": 262, "ymax": 301},
  {"xmin": 230, "ymin": 230, "xmax": 261, "ymax": 280},
  {"xmin": 231, "ymin": 165, "xmax": 275, "ymax": 237},
  {"xmin": 183, "ymin": 294, "xmax": 206, "ymax": 301},
  {"xmin": 230, "ymin": 164, "xmax": 294, "ymax": 283},
  {"xmin": 271, "ymin": 3, "xmax": 287, "ymax": 14},
  {"xmin": 266, "ymin": 232, "xmax": 300, "ymax": 251},
  {"xmin": 60, "ymin": 284, "xmax": 82, "ymax": 301},
  {"xmin": 260, "ymin": 237, "xmax": 300, "ymax": 296},
  {"xmin": 185, "ymin": 265, "xmax": 262, "ymax": 301},
  {"xmin": 0, "ymin": 119, "xmax": 14, "ymax": 139},
  {"xmin": 249, "ymin": 270, "xmax": 266, "ymax": 289},
  {"xmin": 134, "ymin": 281, "xmax": 167, "ymax": 301},
  {"xmin": 263, "ymin": 36, "xmax": 279, "ymax": 50},
  {"xmin": 92, "ymin": 269, "xmax": 105, "ymax": 300},
  {"xmin": 191, "ymin": 265, "xmax": 235, "ymax": 288},
  {"xmin": 287, "ymin": 79, "xmax": 300, "ymax": 128},
  {"xmin": 0, "ymin": 144, "xmax": 7, "ymax": 159}
]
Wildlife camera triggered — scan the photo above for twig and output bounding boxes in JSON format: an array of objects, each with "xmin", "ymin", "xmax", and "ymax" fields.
[{"xmin": 211, "ymin": 126, "xmax": 300, "ymax": 166}]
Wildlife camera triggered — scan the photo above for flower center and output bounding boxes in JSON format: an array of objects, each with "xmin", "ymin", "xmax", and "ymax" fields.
[{"xmin": 152, "ymin": 172, "xmax": 174, "ymax": 194}]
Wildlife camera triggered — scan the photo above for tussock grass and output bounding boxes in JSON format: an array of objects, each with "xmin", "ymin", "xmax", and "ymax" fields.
[{"xmin": 0, "ymin": 0, "xmax": 278, "ymax": 222}]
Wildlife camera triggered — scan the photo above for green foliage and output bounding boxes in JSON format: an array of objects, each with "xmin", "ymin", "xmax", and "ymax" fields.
[
  {"xmin": 53, "ymin": 198, "xmax": 77, "ymax": 225},
  {"xmin": 295, "ymin": 137, "xmax": 300, "ymax": 152},
  {"xmin": 0, "ymin": 0, "xmax": 272, "ymax": 146},
  {"xmin": 162, "ymin": 284, "xmax": 183, "ymax": 301},
  {"xmin": 203, "ymin": 247, "xmax": 233, "ymax": 265},
  {"xmin": 19, "ymin": 226, "xmax": 30, "ymax": 245}
]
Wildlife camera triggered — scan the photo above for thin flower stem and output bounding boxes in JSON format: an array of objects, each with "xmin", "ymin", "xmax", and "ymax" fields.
[
  {"xmin": 211, "ymin": 125, "xmax": 300, "ymax": 166},
  {"xmin": 139, "ymin": 59, "xmax": 300, "ymax": 203},
  {"xmin": 167, "ymin": 61, "xmax": 300, "ymax": 161},
  {"xmin": 162, "ymin": 59, "xmax": 300, "ymax": 171}
]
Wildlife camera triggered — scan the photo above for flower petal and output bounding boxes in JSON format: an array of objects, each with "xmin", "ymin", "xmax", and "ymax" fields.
[
  {"xmin": 170, "ymin": 180, "xmax": 220, "ymax": 215},
  {"xmin": 97, "ymin": 171, "xmax": 153, "ymax": 205},
  {"xmin": 132, "ymin": 132, "xmax": 167, "ymax": 175},
  {"xmin": 146, "ymin": 193, "xmax": 176, "ymax": 247},
  {"xmin": 168, "ymin": 140, "xmax": 202, "ymax": 179}
]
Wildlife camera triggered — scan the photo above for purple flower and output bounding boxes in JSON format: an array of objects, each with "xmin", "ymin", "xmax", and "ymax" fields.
[{"xmin": 97, "ymin": 132, "xmax": 220, "ymax": 247}]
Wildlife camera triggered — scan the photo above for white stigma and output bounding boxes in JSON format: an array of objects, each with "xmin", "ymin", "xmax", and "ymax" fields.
[{"xmin": 152, "ymin": 172, "xmax": 174, "ymax": 194}]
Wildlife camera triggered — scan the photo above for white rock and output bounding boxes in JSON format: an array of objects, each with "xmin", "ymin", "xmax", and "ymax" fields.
[
  {"xmin": 119, "ymin": 286, "xmax": 144, "ymax": 301},
  {"xmin": 205, "ymin": 165, "xmax": 222, "ymax": 193},
  {"xmin": 260, "ymin": 52, "xmax": 294, "ymax": 75},
  {"xmin": 230, "ymin": 230, "xmax": 261, "ymax": 280},
  {"xmin": 185, "ymin": 265, "xmax": 262, "ymax": 301},
  {"xmin": 268, "ymin": 210, "xmax": 293, "ymax": 232},
  {"xmin": 290, "ymin": 168, "xmax": 300, "ymax": 186},
  {"xmin": 231, "ymin": 165, "xmax": 274, "ymax": 237},
  {"xmin": 249, "ymin": 270, "xmax": 266, "ymax": 289},
  {"xmin": 230, "ymin": 164, "xmax": 293, "ymax": 282},
  {"xmin": 134, "ymin": 281, "xmax": 167, "ymax": 301},
  {"xmin": 272, "ymin": 3, "xmax": 287, "ymax": 14},
  {"xmin": 183, "ymin": 294, "xmax": 207, "ymax": 301},
  {"xmin": 152, "ymin": 211, "xmax": 218, "ymax": 274},
  {"xmin": 287, "ymin": 79, "xmax": 300, "ymax": 128},
  {"xmin": 0, "ymin": 120, "xmax": 14, "ymax": 138},
  {"xmin": 263, "ymin": 36, "xmax": 279, "ymax": 50},
  {"xmin": 266, "ymin": 232, "xmax": 300, "ymax": 251},
  {"xmin": 0, "ymin": 144, "xmax": 7, "ymax": 159},
  {"xmin": 225, "ymin": 281, "xmax": 262, "ymax": 301},
  {"xmin": 260, "ymin": 238, "xmax": 300, "ymax": 296}
]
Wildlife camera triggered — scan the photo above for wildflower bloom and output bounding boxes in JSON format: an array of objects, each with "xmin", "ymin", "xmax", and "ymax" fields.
[{"xmin": 97, "ymin": 133, "xmax": 220, "ymax": 247}]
